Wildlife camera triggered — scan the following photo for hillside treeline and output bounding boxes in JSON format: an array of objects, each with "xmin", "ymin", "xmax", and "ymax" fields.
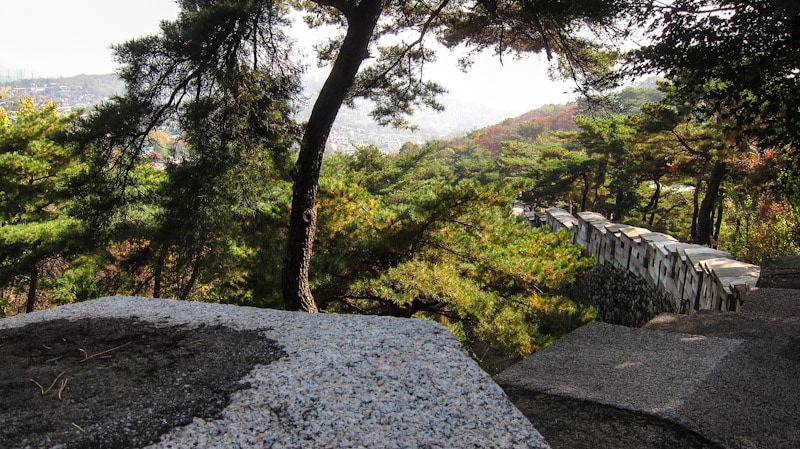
[
  {"xmin": 0, "ymin": 97, "xmax": 599, "ymax": 364},
  {"xmin": 2, "ymin": 77, "xmax": 798, "ymax": 358},
  {"xmin": 444, "ymin": 80, "xmax": 799, "ymax": 264},
  {"xmin": 3, "ymin": 0, "xmax": 799, "ymax": 364}
]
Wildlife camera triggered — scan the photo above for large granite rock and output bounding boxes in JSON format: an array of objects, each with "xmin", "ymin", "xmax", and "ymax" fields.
[
  {"xmin": 496, "ymin": 287, "xmax": 800, "ymax": 449},
  {"xmin": 0, "ymin": 296, "xmax": 548, "ymax": 449}
]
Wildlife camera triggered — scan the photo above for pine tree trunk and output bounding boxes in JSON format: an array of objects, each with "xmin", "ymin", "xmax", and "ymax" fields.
[
  {"xmin": 643, "ymin": 180, "xmax": 661, "ymax": 229},
  {"xmin": 713, "ymin": 191, "xmax": 724, "ymax": 246},
  {"xmin": 179, "ymin": 253, "xmax": 202, "ymax": 301},
  {"xmin": 580, "ymin": 173, "xmax": 590, "ymax": 212},
  {"xmin": 649, "ymin": 181, "xmax": 662, "ymax": 229},
  {"xmin": 695, "ymin": 161, "xmax": 727, "ymax": 245},
  {"xmin": 282, "ymin": 0, "xmax": 383, "ymax": 312},
  {"xmin": 153, "ymin": 248, "xmax": 166, "ymax": 298},
  {"xmin": 25, "ymin": 263, "xmax": 38, "ymax": 313},
  {"xmin": 690, "ymin": 173, "xmax": 703, "ymax": 242}
]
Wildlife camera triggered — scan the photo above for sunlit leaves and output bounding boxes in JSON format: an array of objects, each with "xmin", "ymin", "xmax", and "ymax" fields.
[
  {"xmin": 350, "ymin": 44, "xmax": 447, "ymax": 128},
  {"xmin": 0, "ymin": 99, "xmax": 86, "ymax": 310},
  {"xmin": 626, "ymin": 0, "xmax": 800, "ymax": 209},
  {"xmin": 314, "ymin": 145, "xmax": 595, "ymax": 355},
  {"xmin": 439, "ymin": 0, "xmax": 632, "ymax": 91}
]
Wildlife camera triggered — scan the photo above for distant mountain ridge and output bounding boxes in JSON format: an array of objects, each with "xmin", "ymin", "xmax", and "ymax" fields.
[
  {"xmin": 2, "ymin": 73, "xmax": 588, "ymax": 153},
  {"xmin": 442, "ymin": 78, "xmax": 666, "ymax": 153},
  {"xmin": 3, "ymin": 74, "xmax": 124, "ymax": 98},
  {"xmin": 443, "ymin": 103, "xmax": 581, "ymax": 153}
]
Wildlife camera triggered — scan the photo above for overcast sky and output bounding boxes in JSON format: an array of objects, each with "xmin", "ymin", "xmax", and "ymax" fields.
[{"xmin": 2, "ymin": 0, "xmax": 577, "ymax": 118}]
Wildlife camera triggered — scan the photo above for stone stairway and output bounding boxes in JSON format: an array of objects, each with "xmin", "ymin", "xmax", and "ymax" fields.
[{"xmin": 496, "ymin": 260, "xmax": 800, "ymax": 449}]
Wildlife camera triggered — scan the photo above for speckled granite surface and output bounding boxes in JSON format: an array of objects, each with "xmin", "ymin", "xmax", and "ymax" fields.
[
  {"xmin": 0, "ymin": 296, "xmax": 549, "ymax": 449},
  {"xmin": 497, "ymin": 287, "xmax": 800, "ymax": 449}
]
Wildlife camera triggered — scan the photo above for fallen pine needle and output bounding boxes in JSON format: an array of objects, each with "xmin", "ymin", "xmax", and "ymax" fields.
[
  {"xmin": 58, "ymin": 377, "xmax": 68, "ymax": 400},
  {"xmin": 79, "ymin": 341, "xmax": 132, "ymax": 363},
  {"xmin": 72, "ymin": 422, "xmax": 85, "ymax": 432},
  {"xmin": 29, "ymin": 378, "xmax": 45, "ymax": 395},
  {"xmin": 29, "ymin": 371, "xmax": 66, "ymax": 395},
  {"xmin": 43, "ymin": 371, "xmax": 65, "ymax": 395}
]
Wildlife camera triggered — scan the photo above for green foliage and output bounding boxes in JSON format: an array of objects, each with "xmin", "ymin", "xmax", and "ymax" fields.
[
  {"xmin": 610, "ymin": 82, "xmax": 666, "ymax": 115},
  {"xmin": 3, "ymin": 1, "xmax": 793, "ymax": 364},
  {"xmin": 52, "ymin": 254, "xmax": 105, "ymax": 305},
  {"xmin": 525, "ymin": 113, "xmax": 642, "ymax": 219},
  {"xmin": 0, "ymin": 98, "xmax": 87, "ymax": 311},
  {"xmin": 312, "ymin": 146, "xmax": 596, "ymax": 355},
  {"xmin": 54, "ymin": 0, "xmax": 640, "ymax": 312},
  {"xmin": 721, "ymin": 207, "xmax": 800, "ymax": 265},
  {"xmin": 440, "ymin": 0, "xmax": 631, "ymax": 90},
  {"xmin": 626, "ymin": 0, "xmax": 800, "ymax": 211},
  {"xmin": 88, "ymin": 74, "xmax": 298, "ymax": 304},
  {"xmin": 718, "ymin": 156, "xmax": 800, "ymax": 264},
  {"xmin": 489, "ymin": 77, "xmax": 794, "ymax": 255},
  {"xmin": 524, "ymin": 141, "xmax": 597, "ymax": 211},
  {"xmin": 66, "ymin": 1, "xmax": 303, "ymax": 307}
]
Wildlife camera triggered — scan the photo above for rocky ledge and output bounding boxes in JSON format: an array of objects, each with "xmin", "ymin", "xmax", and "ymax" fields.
[{"xmin": 0, "ymin": 296, "xmax": 547, "ymax": 449}]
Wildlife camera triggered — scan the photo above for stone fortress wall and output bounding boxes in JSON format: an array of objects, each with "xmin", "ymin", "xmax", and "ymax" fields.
[{"xmin": 518, "ymin": 206, "xmax": 760, "ymax": 314}]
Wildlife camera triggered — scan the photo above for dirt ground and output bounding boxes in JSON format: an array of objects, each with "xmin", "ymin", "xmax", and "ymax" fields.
[
  {"xmin": 0, "ymin": 317, "xmax": 285, "ymax": 449},
  {"xmin": 756, "ymin": 256, "xmax": 800, "ymax": 289}
]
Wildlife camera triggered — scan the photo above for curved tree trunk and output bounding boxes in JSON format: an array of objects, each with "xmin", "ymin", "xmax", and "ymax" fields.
[
  {"xmin": 643, "ymin": 179, "xmax": 661, "ymax": 229},
  {"xmin": 179, "ymin": 252, "xmax": 202, "ymax": 301},
  {"xmin": 713, "ymin": 190, "xmax": 724, "ymax": 246},
  {"xmin": 690, "ymin": 173, "xmax": 703, "ymax": 242},
  {"xmin": 580, "ymin": 173, "xmax": 590, "ymax": 212},
  {"xmin": 695, "ymin": 161, "xmax": 727, "ymax": 246},
  {"xmin": 282, "ymin": 0, "xmax": 383, "ymax": 312},
  {"xmin": 153, "ymin": 247, "xmax": 166, "ymax": 298},
  {"xmin": 25, "ymin": 263, "xmax": 38, "ymax": 313}
]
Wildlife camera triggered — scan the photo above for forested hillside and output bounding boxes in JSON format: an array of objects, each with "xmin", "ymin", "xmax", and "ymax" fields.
[
  {"xmin": 0, "ymin": 98, "xmax": 596, "ymax": 366},
  {"xmin": 1, "ymin": 74, "xmax": 123, "ymax": 108},
  {"xmin": 2, "ymin": 1, "xmax": 798, "ymax": 367},
  {"xmin": 4, "ymin": 74, "xmax": 124, "ymax": 97},
  {"xmin": 447, "ymin": 103, "xmax": 580, "ymax": 154},
  {"xmin": 436, "ymin": 79, "xmax": 798, "ymax": 265}
]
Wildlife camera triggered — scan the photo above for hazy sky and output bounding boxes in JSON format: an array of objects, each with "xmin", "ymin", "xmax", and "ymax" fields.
[{"xmin": 2, "ymin": 0, "xmax": 577, "ymax": 117}]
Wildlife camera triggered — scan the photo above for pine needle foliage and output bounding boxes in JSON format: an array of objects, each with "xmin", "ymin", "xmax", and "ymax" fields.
[{"xmin": 314, "ymin": 144, "xmax": 596, "ymax": 355}]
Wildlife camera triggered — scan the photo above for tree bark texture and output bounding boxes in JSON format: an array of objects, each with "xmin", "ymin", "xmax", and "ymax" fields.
[
  {"xmin": 282, "ymin": 0, "xmax": 383, "ymax": 312},
  {"xmin": 643, "ymin": 180, "xmax": 661, "ymax": 229},
  {"xmin": 153, "ymin": 248, "xmax": 166, "ymax": 298},
  {"xmin": 180, "ymin": 252, "xmax": 203, "ymax": 301},
  {"xmin": 25, "ymin": 263, "xmax": 38, "ymax": 314},
  {"xmin": 713, "ymin": 190, "xmax": 724, "ymax": 245},
  {"xmin": 690, "ymin": 172, "xmax": 702, "ymax": 242},
  {"xmin": 580, "ymin": 173, "xmax": 590, "ymax": 212},
  {"xmin": 695, "ymin": 161, "xmax": 727, "ymax": 246}
]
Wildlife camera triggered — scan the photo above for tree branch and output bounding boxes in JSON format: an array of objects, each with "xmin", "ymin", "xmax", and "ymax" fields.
[
  {"xmin": 350, "ymin": 0, "xmax": 451, "ymax": 98},
  {"xmin": 311, "ymin": 0, "xmax": 356, "ymax": 18}
]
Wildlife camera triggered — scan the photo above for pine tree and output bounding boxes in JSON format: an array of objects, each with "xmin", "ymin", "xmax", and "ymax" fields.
[{"xmin": 0, "ymin": 99, "xmax": 85, "ymax": 312}]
